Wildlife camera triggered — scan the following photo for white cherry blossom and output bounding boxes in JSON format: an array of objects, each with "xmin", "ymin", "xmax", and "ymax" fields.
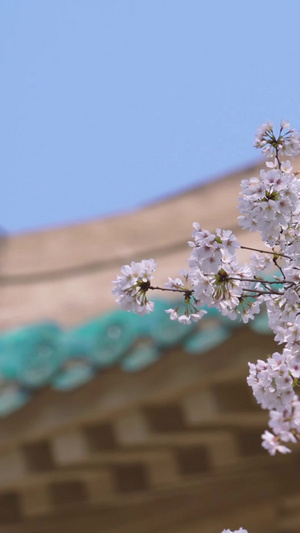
[
  {"xmin": 112, "ymin": 259, "xmax": 157, "ymax": 315},
  {"xmin": 221, "ymin": 529, "xmax": 248, "ymax": 533},
  {"xmin": 113, "ymin": 120, "xmax": 300, "ymax": 457}
]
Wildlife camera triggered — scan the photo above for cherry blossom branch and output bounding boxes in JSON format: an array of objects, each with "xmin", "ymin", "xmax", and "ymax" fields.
[
  {"xmin": 240, "ymin": 245, "xmax": 292, "ymax": 260},
  {"xmin": 149, "ymin": 285, "xmax": 193, "ymax": 297},
  {"xmin": 113, "ymin": 120, "xmax": 300, "ymax": 459}
]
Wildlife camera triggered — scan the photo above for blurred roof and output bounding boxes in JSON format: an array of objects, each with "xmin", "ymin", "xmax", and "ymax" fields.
[{"xmin": 3, "ymin": 157, "xmax": 298, "ymax": 330}]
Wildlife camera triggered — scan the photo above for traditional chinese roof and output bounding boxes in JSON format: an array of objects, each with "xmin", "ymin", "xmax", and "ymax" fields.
[
  {"xmin": 0, "ymin": 159, "xmax": 300, "ymax": 532},
  {"xmin": 0, "ymin": 300, "xmax": 270, "ymax": 417}
]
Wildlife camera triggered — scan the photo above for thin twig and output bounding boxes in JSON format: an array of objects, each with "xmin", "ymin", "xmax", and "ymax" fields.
[{"xmin": 240, "ymin": 245, "xmax": 291, "ymax": 260}]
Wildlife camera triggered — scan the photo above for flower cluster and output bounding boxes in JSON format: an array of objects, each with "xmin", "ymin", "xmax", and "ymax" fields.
[
  {"xmin": 261, "ymin": 394, "xmax": 300, "ymax": 455},
  {"xmin": 254, "ymin": 120, "xmax": 300, "ymax": 159},
  {"xmin": 238, "ymin": 168, "xmax": 300, "ymax": 246},
  {"xmin": 248, "ymin": 352, "xmax": 295, "ymax": 412},
  {"xmin": 112, "ymin": 259, "xmax": 157, "ymax": 315},
  {"xmin": 113, "ymin": 120, "xmax": 300, "ymax": 455},
  {"xmin": 164, "ymin": 268, "xmax": 207, "ymax": 323},
  {"xmin": 221, "ymin": 529, "xmax": 248, "ymax": 533}
]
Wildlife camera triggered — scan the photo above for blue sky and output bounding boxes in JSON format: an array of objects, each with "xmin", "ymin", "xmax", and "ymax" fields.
[{"xmin": 1, "ymin": 1, "xmax": 300, "ymax": 234}]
